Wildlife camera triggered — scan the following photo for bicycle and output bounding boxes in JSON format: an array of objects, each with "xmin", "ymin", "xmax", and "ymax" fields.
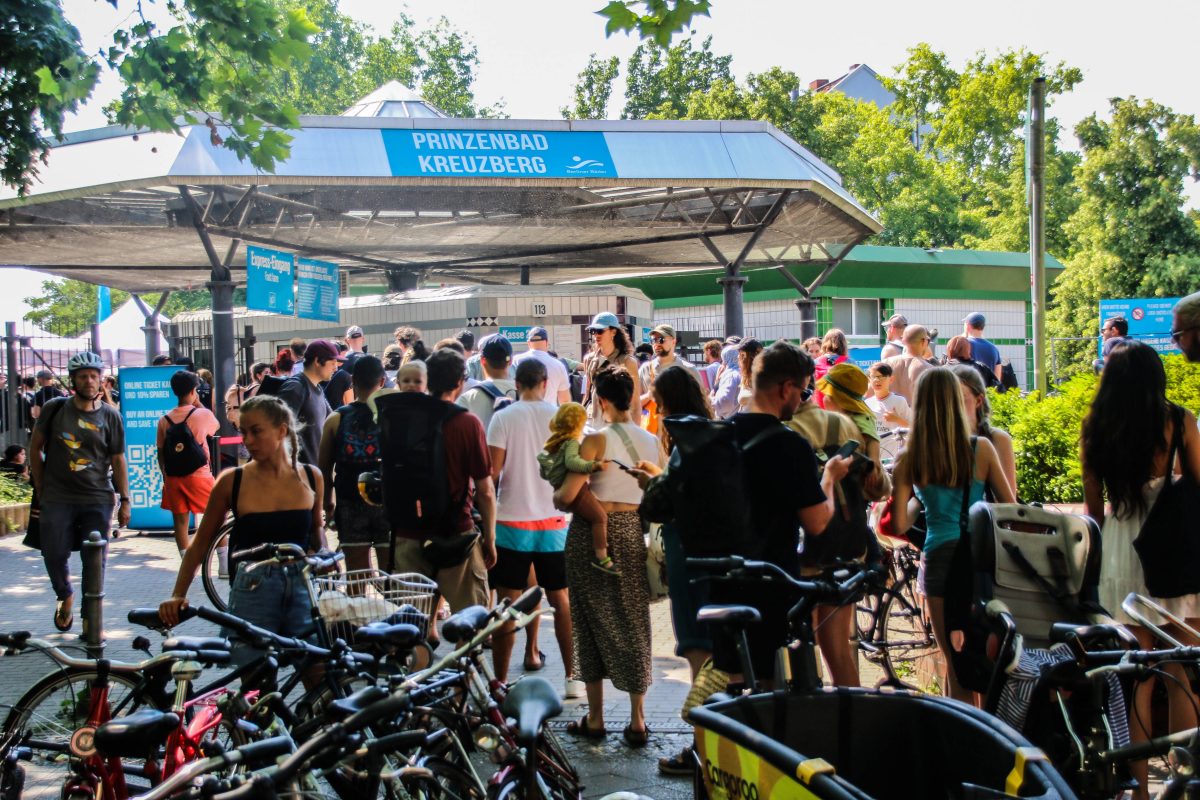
[{"xmin": 0, "ymin": 632, "xmax": 235, "ymax": 800}]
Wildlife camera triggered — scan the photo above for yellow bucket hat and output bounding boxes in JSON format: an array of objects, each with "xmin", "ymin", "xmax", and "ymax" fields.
[{"xmin": 817, "ymin": 362, "xmax": 872, "ymax": 417}]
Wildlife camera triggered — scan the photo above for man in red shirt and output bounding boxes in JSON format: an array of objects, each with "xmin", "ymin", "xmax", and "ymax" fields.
[
  {"xmin": 157, "ymin": 370, "xmax": 220, "ymax": 555},
  {"xmin": 386, "ymin": 348, "xmax": 496, "ymax": 612}
]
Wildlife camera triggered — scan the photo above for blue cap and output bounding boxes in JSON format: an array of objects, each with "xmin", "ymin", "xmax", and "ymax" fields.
[
  {"xmin": 480, "ymin": 333, "xmax": 513, "ymax": 360},
  {"xmin": 527, "ymin": 326, "xmax": 549, "ymax": 342},
  {"xmin": 586, "ymin": 312, "xmax": 621, "ymax": 331},
  {"xmin": 963, "ymin": 312, "xmax": 986, "ymax": 328}
]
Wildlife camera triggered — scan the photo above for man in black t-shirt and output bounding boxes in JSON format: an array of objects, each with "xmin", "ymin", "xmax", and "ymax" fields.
[
  {"xmin": 31, "ymin": 370, "xmax": 66, "ymax": 420},
  {"xmin": 711, "ymin": 341, "xmax": 849, "ymax": 683}
]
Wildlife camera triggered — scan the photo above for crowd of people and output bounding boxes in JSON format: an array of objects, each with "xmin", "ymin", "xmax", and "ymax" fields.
[{"xmin": 17, "ymin": 292, "xmax": 1200, "ymax": 786}]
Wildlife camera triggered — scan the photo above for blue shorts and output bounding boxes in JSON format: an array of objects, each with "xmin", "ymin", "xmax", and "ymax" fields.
[{"xmin": 224, "ymin": 563, "xmax": 316, "ymax": 663}]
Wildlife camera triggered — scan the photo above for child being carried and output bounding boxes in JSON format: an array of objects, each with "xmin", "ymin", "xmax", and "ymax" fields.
[{"xmin": 538, "ymin": 402, "xmax": 618, "ymax": 576}]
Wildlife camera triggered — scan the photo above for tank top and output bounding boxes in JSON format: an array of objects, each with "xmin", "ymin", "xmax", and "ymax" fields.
[
  {"xmin": 913, "ymin": 438, "xmax": 983, "ymax": 553},
  {"xmin": 332, "ymin": 401, "xmax": 381, "ymax": 502},
  {"xmin": 589, "ymin": 422, "xmax": 661, "ymax": 505},
  {"xmin": 229, "ymin": 465, "xmax": 315, "ymax": 573}
]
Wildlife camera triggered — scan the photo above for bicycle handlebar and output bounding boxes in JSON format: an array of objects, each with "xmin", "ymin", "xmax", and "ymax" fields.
[
  {"xmin": 2, "ymin": 628, "xmax": 229, "ymax": 673},
  {"xmin": 686, "ymin": 556, "xmax": 885, "ymax": 608},
  {"xmin": 131, "ymin": 736, "xmax": 295, "ymax": 800},
  {"xmin": 231, "ymin": 543, "xmax": 344, "ymax": 574}
]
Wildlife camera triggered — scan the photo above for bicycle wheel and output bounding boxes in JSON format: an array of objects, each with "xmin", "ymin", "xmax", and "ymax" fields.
[
  {"xmin": 1, "ymin": 668, "xmax": 146, "ymax": 800},
  {"xmin": 408, "ymin": 756, "xmax": 485, "ymax": 800},
  {"xmin": 879, "ymin": 583, "xmax": 941, "ymax": 695},
  {"xmin": 200, "ymin": 517, "xmax": 235, "ymax": 612},
  {"xmin": 854, "ymin": 590, "xmax": 884, "ymax": 662}
]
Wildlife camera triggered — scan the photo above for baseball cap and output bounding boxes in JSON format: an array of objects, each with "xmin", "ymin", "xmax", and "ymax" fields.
[
  {"xmin": 586, "ymin": 312, "xmax": 621, "ymax": 331},
  {"xmin": 963, "ymin": 312, "xmax": 986, "ymax": 327},
  {"xmin": 455, "ymin": 330, "xmax": 476, "ymax": 351},
  {"xmin": 527, "ymin": 326, "xmax": 549, "ymax": 342},
  {"xmin": 345, "ymin": 325, "xmax": 364, "ymax": 340},
  {"xmin": 882, "ymin": 314, "xmax": 908, "ymax": 329},
  {"xmin": 480, "ymin": 333, "xmax": 513, "ymax": 361},
  {"xmin": 304, "ymin": 339, "xmax": 346, "ymax": 362},
  {"xmin": 724, "ymin": 335, "xmax": 743, "ymax": 346},
  {"xmin": 651, "ymin": 323, "xmax": 677, "ymax": 339}
]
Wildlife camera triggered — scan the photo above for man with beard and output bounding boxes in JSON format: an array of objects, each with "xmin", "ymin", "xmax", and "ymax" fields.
[
  {"xmin": 29, "ymin": 351, "xmax": 130, "ymax": 632},
  {"xmin": 638, "ymin": 324, "xmax": 697, "ymax": 432}
]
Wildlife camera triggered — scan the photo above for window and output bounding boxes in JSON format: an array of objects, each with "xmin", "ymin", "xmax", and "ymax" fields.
[{"xmin": 829, "ymin": 298, "xmax": 880, "ymax": 337}]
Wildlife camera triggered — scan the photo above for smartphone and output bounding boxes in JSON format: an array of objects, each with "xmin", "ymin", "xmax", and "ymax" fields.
[
  {"xmin": 609, "ymin": 458, "xmax": 634, "ymax": 472},
  {"xmin": 834, "ymin": 440, "xmax": 860, "ymax": 459}
]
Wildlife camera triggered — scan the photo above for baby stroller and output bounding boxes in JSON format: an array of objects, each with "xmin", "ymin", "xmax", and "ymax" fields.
[{"xmin": 956, "ymin": 503, "xmax": 1139, "ymax": 799}]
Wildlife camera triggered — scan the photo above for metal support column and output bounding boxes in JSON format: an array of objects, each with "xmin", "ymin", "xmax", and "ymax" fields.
[
  {"xmin": 795, "ymin": 299, "xmax": 819, "ymax": 342},
  {"xmin": 519, "ymin": 266, "xmax": 530, "ymax": 286},
  {"xmin": 242, "ymin": 325, "xmax": 257, "ymax": 375},
  {"xmin": 1028, "ymin": 78, "xmax": 1048, "ymax": 397},
  {"xmin": 714, "ymin": 190, "xmax": 792, "ymax": 340},
  {"xmin": 134, "ymin": 292, "xmax": 172, "ymax": 364},
  {"xmin": 4, "ymin": 323, "xmax": 19, "ymax": 448},
  {"xmin": 81, "ymin": 531, "xmax": 106, "ymax": 659},
  {"xmin": 90, "ymin": 323, "xmax": 101, "ymax": 360}
]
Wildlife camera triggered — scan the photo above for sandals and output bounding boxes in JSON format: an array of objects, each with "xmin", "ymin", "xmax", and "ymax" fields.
[
  {"xmin": 565, "ymin": 714, "xmax": 607, "ymax": 739},
  {"xmin": 524, "ymin": 649, "xmax": 547, "ymax": 672},
  {"xmin": 623, "ymin": 723, "xmax": 650, "ymax": 748},
  {"xmin": 53, "ymin": 600, "xmax": 73, "ymax": 632},
  {"xmin": 658, "ymin": 746, "xmax": 694, "ymax": 775},
  {"xmin": 591, "ymin": 556, "xmax": 621, "ymax": 577}
]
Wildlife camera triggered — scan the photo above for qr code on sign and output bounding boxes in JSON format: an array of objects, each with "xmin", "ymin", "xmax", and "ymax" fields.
[{"xmin": 126, "ymin": 444, "xmax": 162, "ymax": 508}]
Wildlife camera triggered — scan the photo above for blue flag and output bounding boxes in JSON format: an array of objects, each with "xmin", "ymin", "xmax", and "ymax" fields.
[{"xmin": 97, "ymin": 285, "xmax": 111, "ymax": 322}]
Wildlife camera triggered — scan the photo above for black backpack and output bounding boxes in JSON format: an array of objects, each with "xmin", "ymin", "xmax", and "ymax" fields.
[
  {"xmin": 161, "ymin": 408, "xmax": 209, "ymax": 477},
  {"xmin": 799, "ymin": 414, "xmax": 873, "ymax": 568},
  {"xmin": 375, "ymin": 391, "xmax": 466, "ymax": 534},
  {"xmin": 999, "ymin": 361, "xmax": 1019, "ymax": 393},
  {"xmin": 655, "ymin": 415, "xmax": 789, "ymax": 557},
  {"xmin": 560, "ymin": 358, "xmax": 584, "ymax": 404},
  {"xmin": 255, "ymin": 374, "xmax": 288, "ymax": 397}
]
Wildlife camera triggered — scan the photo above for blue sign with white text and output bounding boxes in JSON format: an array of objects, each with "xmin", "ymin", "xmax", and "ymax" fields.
[
  {"xmin": 247, "ymin": 245, "xmax": 295, "ymax": 315},
  {"xmin": 120, "ymin": 366, "xmax": 183, "ymax": 531},
  {"xmin": 381, "ymin": 130, "xmax": 617, "ymax": 179},
  {"xmin": 498, "ymin": 327, "xmax": 528, "ymax": 344},
  {"xmin": 296, "ymin": 257, "xmax": 340, "ymax": 322},
  {"xmin": 1098, "ymin": 297, "xmax": 1181, "ymax": 356}
]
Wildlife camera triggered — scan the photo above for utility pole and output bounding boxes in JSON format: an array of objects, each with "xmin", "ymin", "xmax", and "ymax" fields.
[{"xmin": 1028, "ymin": 77, "xmax": 1048, "ymax": 397}]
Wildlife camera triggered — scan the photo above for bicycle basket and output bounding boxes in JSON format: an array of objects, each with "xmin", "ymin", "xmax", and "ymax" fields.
[{"xmin": 314, "ymin": 570, "xmax": 437, "ymax": 643}]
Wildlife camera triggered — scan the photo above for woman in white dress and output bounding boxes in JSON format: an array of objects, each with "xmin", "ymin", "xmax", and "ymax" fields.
[{"xmin": 1081, "ymin": 340, "xmax": 1200, "ymax": 800}]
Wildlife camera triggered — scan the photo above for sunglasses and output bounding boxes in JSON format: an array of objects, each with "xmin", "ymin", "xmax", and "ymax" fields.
[
  {"xmin": 1172, "ymin": 327, "xmax": 1196, "ymax": 343},
  {"xmin": 649, "ymin": 335, "xmax": 666, "ymax": 343}
]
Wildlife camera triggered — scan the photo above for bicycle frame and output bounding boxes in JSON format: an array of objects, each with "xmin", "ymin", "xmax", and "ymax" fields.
[{"xmin": 62, "ymin": 662, "xmax": 129, "ymax": 800}]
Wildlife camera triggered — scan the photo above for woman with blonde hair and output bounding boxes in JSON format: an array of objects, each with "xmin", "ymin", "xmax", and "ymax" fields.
[
  {"xmin": 891, "ymin": 368, "xmax": 1014, "ymax": 701},
  {"xmin": 158, "ymin": 395, "xmax": 327, "ymax": 653}
]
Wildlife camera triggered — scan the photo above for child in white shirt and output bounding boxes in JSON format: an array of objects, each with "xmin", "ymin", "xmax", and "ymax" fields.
[{"xmin": 865, "ymin": 362, "xmax": 911, "ymax": 462}]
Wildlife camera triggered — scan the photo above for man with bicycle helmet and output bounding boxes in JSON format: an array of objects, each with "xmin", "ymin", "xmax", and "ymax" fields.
[{"xmin": 29, "ymin": 351, "xmax": 130, "ymax": 632}]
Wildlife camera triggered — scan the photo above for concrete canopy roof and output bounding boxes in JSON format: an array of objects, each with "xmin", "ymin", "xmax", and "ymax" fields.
[{"xmin": 0, "ymin": 117, "xmax": 881, "ymax": 292}]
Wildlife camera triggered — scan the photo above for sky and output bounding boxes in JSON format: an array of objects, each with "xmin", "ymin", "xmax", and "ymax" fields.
[{"xmin": 5, "ymin": 0, "xmax": 1197, "ymax": 324}]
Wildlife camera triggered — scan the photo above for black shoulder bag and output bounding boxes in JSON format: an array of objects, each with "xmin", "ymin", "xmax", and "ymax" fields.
[
  {"xmin": 23, "ymin": 397, "xmax": 69, "ymax": 551},
  {"xmin": 1133, "ymin": 405, "xmax": 1200, "ymax": 599}
]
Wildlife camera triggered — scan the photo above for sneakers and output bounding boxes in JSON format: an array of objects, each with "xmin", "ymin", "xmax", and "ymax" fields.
[{"xmin": 564, "ymin": 678, "xmax": 585, "ymax": 699}]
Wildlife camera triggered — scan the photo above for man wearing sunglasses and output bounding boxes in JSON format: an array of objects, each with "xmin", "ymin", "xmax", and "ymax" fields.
[
  {"xmin": 638, "ymin": 324, "xmax": 697, "ymax": 432},
  {"xmin": 1172, "ymin": 292, "xmax": 1200, "ymax": 362}
]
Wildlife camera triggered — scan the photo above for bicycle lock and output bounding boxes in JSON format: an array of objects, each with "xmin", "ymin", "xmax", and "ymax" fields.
[{"xmin": 81, "ymin": 530, "xmax": 106, "ymax": 659}]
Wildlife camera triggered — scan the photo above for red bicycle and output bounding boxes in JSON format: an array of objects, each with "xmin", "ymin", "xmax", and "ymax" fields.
[{"xmin": 0, "ymin": 631, "xmax": 239, "ymax": 800}]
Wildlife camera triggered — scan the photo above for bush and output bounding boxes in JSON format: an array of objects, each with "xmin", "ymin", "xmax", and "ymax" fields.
[
  {"xmin": 0, "ymin": 472, "xmax": 31, "ymax": 505},
  {"xmin": 988, "ymin": 354, "xmax": 1200, "ymax": 504}
]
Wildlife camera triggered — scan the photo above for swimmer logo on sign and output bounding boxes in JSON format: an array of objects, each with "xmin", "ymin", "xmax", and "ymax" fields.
[{"xmin": 382, "ymin": 130, "xmax": 617, "ymax": 179}]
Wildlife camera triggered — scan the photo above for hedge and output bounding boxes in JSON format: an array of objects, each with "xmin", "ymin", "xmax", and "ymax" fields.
[{"xmin": 988, "ymin": 355, "xmax": 1200, "ymax": 503}]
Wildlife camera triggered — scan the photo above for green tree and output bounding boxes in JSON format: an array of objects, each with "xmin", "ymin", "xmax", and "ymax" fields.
[
  {"xmin": 622, "ymin": 35, "xmax": 732, "ymax": 119},
  {"xmin": 1049, "ymin": 97, "xmax": 1200, "ymax": 376},
  {"xmin": 561, "ymin": 54, "xmax": 621, "ymax": 120},
  {"xmin": 25, "ymin": 280, "xmax": 216, "ymax": 338},
  {"xmin": 597, "ymin": 0, "xmax": 711, "ymax": 47},
  {"xmin": 3, "ymin": 0, "xmax": 319, "ymax": 195}
]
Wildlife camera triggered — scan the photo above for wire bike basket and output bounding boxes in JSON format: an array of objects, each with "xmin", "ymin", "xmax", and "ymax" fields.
[{"xmin": 315, "ymin": 570, "xmax": 436, "ymax": 643}]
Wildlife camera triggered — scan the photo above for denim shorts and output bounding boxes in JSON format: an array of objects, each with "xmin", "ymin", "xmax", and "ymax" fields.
[
  {"xmin": 919, "ymin": 544, "xmax": 958, "ymax": 598},
  {"xmin": 224, "ymin": 563, "xmax": 316, "ymax": 663}
]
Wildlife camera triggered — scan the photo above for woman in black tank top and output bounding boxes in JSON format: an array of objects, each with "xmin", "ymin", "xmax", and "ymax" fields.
[{"xmin": 159, "ymin": 396, "xmax": 326, "ymax": 632}]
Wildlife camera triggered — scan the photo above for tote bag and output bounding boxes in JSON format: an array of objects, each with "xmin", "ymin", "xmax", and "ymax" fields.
[{"xmin": 1133, "ymin": 405, "xmax": 1200, "ymax": 599}]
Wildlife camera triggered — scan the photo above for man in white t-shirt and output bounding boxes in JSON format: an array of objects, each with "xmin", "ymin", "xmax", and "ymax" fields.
[
  {"xmin": 486, "ymin": 358, "xmax": 580, "ymax": 698},
  {"xmin": 457, "ymin": 334, "xmax": 518, "ymax": 432},
  {"xmin": 638, "ymin": 323, "xmax": 698, "ymax": 414},
  {"xmin": 513, "ymin": 326, "xmax": 570, "ymax": 405},
  {"xmin": 865, "ymin": 362, "xmax": 911, "ymax": 462}
]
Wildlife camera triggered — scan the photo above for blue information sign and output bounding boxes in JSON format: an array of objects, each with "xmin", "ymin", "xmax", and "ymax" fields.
[
  {"xmin": 381, "ymin": 130, "xmax": 617, "ymax": 179},
  {"xmin": 247, "ymin": 245, "xmax": 295, "ymax": 315},
  {"xmin": 120, "ymin": 366, "xmax": 183, "ymax": 530},
  {"xmin": 296, "ymin": 257, "xmax": 340, "ymax": 322},
  {"xmin": 498, "ymin": 326, "xmax": 528, "ymax": 344},
  {"xmin": 1098, "ymin": 297, "xmax": 1181, "ymax": 356}
]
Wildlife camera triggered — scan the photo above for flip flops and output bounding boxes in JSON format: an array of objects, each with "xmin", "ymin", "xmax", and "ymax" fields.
[
  {"xmin": 565, "ymin": 714, "xmax": 607, "ymax": 739},
  {"xmin": 524, "ymin": 649, "xmax": 547, "ymax": 672},
  {"xmin": 53, "ymin": 600, "xmax": 73, "ymax": 632},
  {"xmin": 623, "ymin": 723, "xmax": 650, "ymax": 748}
]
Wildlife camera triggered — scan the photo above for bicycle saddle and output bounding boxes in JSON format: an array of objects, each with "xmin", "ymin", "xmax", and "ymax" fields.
[
  {"xmin": 355, "ymin": 622, "xmax": 423, "ymax": 650},
  {"xmin": 327, "ymin": 684, "xmax": 389, "ymax": 723},
  {"xmin": 163, "ymin": 636, "xmax": 230, "ymax": 653},
  {"xmin": 697, "ymin": 605, "xmax": 762, "ymax": 626},
  {"xmin": 94, "ymin": 709, "xmax": 180, "ymax": 758},
  {"xmin": 443, "ymin": 605, "xmax": 491, "ymax": 643},
  {"xmin": 501, "ymin": 677, "xmax": 563, "ymax": 746}
]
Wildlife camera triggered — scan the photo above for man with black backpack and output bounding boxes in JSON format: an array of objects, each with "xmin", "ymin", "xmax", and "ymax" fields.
[
  {"xmin": 318, "ymin": 355, "xmax": 390, "ymax": 573},
  {"xmin": 376, "ymin": 348, "xmax": 496, "ymax": 613},
  {"xmin": 157, "ymin": 371, "xmax": 220, "ymax": 556},
  {"xmin": 275, "ymin": 340, "xmax": 342, "ymax": 464},
  {"xmin": 456, "ymin": 334, "xmax": 517, "ymax": 432}
]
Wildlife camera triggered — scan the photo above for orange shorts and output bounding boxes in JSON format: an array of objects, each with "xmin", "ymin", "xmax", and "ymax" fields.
[{"xmin": 161, "ymin": 470, "xmax": 215, "ymax": 514}]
